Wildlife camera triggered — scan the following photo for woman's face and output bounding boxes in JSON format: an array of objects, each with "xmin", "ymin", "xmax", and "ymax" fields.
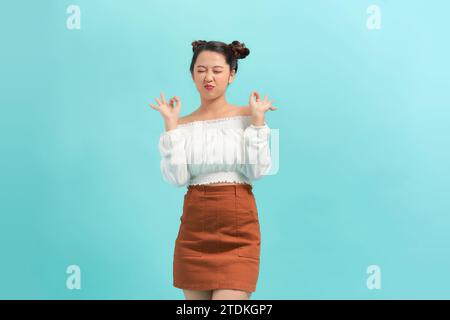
[{"xmin": 192, "ymin": 50, "xmax": 236, "ymax": 99}]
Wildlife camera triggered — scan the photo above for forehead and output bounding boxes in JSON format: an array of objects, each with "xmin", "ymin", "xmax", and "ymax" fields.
[{"xmin": 195, "ymin": 50, "xmax": 226, "ymax": 67}]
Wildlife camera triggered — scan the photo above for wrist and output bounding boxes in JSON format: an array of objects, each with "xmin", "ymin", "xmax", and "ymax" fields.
[
  {"xmin": 251, "ymin": 113, "xmax": 265, "ymax": 126},
  {"xmin": 164, "ymin": 118, "xmax": 178, "ymax": 131}
]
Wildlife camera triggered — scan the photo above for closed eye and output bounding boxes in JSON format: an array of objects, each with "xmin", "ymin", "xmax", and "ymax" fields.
[{"xmin": 198, "ymin": 71, "xmax": 222, "ymax": 73}]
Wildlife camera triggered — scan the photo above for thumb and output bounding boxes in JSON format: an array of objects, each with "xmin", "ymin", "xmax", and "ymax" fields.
[
  {"xmin": 174, "ymin": 96, "xmax": 181, "ymax": 110},
  {"xmin": 249, "ymin": 92, "xmax": 255, "ymax": 104}
]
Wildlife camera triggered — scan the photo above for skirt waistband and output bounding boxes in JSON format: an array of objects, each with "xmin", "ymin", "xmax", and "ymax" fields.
[{"xmin": 187, "ymin": 183, "xmax": 253, "ymax": 194}]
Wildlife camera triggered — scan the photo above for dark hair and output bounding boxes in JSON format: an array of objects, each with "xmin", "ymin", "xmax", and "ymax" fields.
[{"xmin": 189, "ymin": 40, "xmax": 250, "ymax": 75}]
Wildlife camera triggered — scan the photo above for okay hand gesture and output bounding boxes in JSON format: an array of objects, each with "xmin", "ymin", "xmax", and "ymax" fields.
[{"xmin": 248, "ymin": 91, "xmax": 278, "ymax": 125}]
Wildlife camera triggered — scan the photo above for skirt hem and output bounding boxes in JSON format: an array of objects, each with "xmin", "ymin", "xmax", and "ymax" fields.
[{"xmin": 173, "ymin": 280, "xmax": 256, "ymax": 293}]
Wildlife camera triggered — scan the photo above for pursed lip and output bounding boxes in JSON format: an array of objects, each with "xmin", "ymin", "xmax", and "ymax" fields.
[{"xmin": 204, "ymin": 84, "xmax": 215, "ymax": 88}]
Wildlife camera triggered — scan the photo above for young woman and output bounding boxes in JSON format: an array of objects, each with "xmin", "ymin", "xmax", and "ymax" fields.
[{"xmin": 149, "ymin": 40, "xmax": 277, "ymax": 300}]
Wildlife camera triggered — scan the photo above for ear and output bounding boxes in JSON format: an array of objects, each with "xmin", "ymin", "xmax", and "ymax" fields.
[{"xmin": 228, "ymin": 69, "xmax": 236, "ymax": 85}]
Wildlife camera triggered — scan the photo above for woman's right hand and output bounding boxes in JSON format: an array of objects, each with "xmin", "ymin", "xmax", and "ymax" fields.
[{"xmin": 148, "ymin": 91, "xmax": 182, "ymax": 130}]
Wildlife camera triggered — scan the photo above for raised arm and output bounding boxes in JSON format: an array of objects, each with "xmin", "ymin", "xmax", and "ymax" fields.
[
  {"xmin": 159, "ymin": 128, "xmax": 190, "ymax": 187},
  {"xmin": 238, "ymin": 91, "xmax": 278, "ymax": 180},
  {"xmin": 149, "ymin": 92, "xmax": 190, "ymax": 187},
  {"xmin": 239, "ymin": 122, "xmax": 272, "ymax": 180}
]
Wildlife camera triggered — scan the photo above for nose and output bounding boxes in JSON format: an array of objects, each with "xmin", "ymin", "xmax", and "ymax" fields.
[{"xmin": 204, "ymin": 70, "xmax": 215, "ymax": 80}]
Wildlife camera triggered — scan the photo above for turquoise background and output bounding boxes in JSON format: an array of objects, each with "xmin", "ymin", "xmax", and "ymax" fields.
[{"xmin": 1, "ymin": 0, "xmax": 449, "ymax": 299}]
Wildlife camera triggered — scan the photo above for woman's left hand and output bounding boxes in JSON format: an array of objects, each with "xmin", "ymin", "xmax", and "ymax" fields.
[{"xmin": 249, "ymin": 91, "xmax": 278, "ymax": 126}]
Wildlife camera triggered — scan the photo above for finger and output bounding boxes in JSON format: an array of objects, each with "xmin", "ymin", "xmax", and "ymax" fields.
[
  {"xmin": 263, "ymin": 95, "xmax": 268, "ymax": 102},
  {"xmin": 174, "ymin": 96, "xmax": 181, "ymax": 109},
  {"xmin": 155, "ymin": 97, "xmax": 162, "ymax": 105},
  {"xmin": 249, "ymin": 92, "xmax": 255, "ymax": 104},
  {"xmin": 253, "ymin": 91, "xmax": 261, "ymax": 102},
  {"xmin": 250, "ymin": 91, "xmax": 259, "ymax": 102},
  {"xmin": 160, "ymin": 92, "xmax": 167, "ymax": 105},
  {"xmin": 148, "ymin": 103, "xmax": 159, "ymax": 110},
  {"xmin": 270, "ymin": 106, "xmax": 278, "ymax": 110}
]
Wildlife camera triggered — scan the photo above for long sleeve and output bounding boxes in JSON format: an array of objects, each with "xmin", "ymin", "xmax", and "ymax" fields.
[
  {"xmin": 159, "ymin": 127, "xmax": 190, "ymax": 187},
  {"xmin": 238, "ymin": 122, "xmax": 272, "ymax": 181}
]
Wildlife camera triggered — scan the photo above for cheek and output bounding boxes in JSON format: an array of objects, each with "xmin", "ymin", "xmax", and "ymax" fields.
[
  {"xmin": 217, "ymin": 74, "xmax": 229, "ymax": 84},
  {"xmin": 194, "ymin": 77, "xmax": 203, "ymax": 86}
]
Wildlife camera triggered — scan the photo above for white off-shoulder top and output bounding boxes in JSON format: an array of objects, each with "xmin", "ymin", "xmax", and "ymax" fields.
[{"xmin": 158, "ymin": 115, "xmax": 272, "ymax": 187}]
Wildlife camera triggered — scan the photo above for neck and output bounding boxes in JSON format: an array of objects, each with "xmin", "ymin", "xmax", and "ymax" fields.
[{"xmin": 198, "ymin": 95, "xmax": 231, "ymax": 116}]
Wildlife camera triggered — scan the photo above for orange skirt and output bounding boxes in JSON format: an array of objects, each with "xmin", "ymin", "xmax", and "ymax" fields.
[{"xmin": 173, "ymin": 184, "xmax": 261, "ymax": 293}]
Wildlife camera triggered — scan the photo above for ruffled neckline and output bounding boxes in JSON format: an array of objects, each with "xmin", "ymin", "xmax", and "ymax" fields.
[{"xmin": 177, "ymin": 115, "xmax": 251, "ymax": 127}]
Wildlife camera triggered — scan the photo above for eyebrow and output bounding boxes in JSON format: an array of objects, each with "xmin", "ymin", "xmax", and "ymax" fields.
[{"xmin": 196, "ymin": 65, "xmax": 224, "ymax": 68}]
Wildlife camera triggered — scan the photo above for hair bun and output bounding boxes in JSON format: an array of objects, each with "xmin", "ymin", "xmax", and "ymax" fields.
[
  {"xmin": 191, "ymin": 40, "xmax": 208, "ymax": 52},
  {"xmin": 228, "ymin": 40, "xmax": 250, "ymax": 59}
]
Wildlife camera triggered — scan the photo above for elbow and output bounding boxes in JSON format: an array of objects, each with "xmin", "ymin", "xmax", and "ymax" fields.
[
  {"xmin": 254, "ymin": 163, "xmax": 272, "ymax": 180},
  {"xmin": 243, "ymin": 159, "xmax": 272, "ymax": 181},
  {"xmin": 162, "ymin": 172, "xmax": 190, "ymax": 187},
  {"xmin": 170, "ymin": 173, "xmax": 190, "ymax": 187},
  {"xmin": 160, "ymin": 162, "xmax": 190, "ymax": 187}
]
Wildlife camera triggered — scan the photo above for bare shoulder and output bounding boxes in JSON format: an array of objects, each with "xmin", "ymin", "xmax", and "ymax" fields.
[
  {"xmin": 177, "ymin": 105, "xmax": 251, "ymax": 125},
  {"xmin": 235, "ymin": 105, "xmax": 252, "ymax": 116},
  {"xmin": 177, "ymin": 112, "xmax": 199, "ymax": 125}
]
